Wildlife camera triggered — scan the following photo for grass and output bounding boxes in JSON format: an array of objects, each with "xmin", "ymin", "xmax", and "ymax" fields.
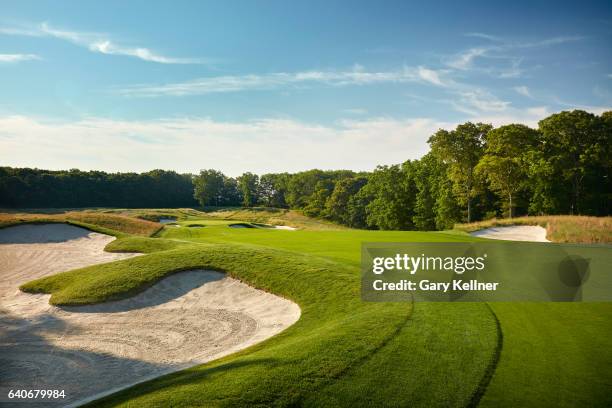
[
  {"xmin": 456, "ymin": 215, "xmax": 612, "ymax": 244},
  {"xmin": 0, "ymin": 211, "xmax": 161, "ymax": 236},
  {"xmin": 481, "ymin": 303, "xmax": 612, "ymax": 407},
  {"xmin": 199, "ymin": 206, "xmax": 348, "ymax": 230},
  {"xmin": 6, "ymin": 210, "xmax": 612, "ymax": 406}
]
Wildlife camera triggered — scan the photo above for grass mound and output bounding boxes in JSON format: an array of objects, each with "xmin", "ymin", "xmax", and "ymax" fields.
[
  {"xmin": 228, "ymin": 222, "xmax": 255, "ymax": 228},
  {"xmin": 0, "ymin": 211, "xmax": 161, "ymax": 236},
  {"xmin": 202, "ymin": 207, "xmax": 343, "ymax": 230}
]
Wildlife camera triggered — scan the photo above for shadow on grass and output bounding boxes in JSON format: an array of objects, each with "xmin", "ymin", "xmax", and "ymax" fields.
[{"xmin": 60, "ymin": 270, "xmax": 225, "ymax": 313}]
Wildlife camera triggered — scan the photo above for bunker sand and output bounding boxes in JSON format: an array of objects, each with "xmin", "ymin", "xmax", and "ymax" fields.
[
  {"xmin": 0, "ymin": 224, "xmax": 300, "ymax": 407},
  {"xmin": 470, "ymin": 225, "xmax": 550, "ymax": 242}
]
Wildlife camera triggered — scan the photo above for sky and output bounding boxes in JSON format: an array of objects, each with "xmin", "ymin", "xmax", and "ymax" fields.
[{"xmin": 0, "ymin": 0, "xmax": 611, "ymax": 176}]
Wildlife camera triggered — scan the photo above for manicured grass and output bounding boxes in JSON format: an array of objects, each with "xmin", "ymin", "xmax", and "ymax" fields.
[
  {"xmin": 456, "ymin": 215, "xmax": 612, "ymax": 244},
  {"xmin": 158, "ymin": 220, "xmax": 481, "ymax": 266},
  {"xmin": 481, "ymin": 303, "xmax": 612, "ymax": 407},
  {"xmin": 17, "ymin": 218, "xmax": 496, "ymax": 407},
  {"xmin": 11, "ymin": 212, "xmax": 612, "ymax": 406}
]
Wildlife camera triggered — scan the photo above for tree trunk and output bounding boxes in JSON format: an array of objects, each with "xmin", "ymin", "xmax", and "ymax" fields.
[
  {"xmin": 467, "ymin": 198, "xmax": 471, "ymax": 223},
  {"xmin": 509, "ymin": 194, "xmax": 513, "ymax": 219}
]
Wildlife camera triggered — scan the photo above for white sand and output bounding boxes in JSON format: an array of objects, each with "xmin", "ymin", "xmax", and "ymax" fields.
[
  {"xmin": 273, "ymin": 225, "xmax": 297, "ymax": 230},
  {"xmin": 470, "ymin": 225, "xmax": 550, "ymax": 242},
  {"xmin": 0, "ymin": 224, "xmax": 300, "ymax": 407}
]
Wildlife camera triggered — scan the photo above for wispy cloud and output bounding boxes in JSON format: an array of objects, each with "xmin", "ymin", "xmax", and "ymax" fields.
[
  {"xmin": 446, "ymin": 34, "xmax": 585, "ymax": 77},
  {"xmin": 416, "ymin": 66, "xmax": 447, "ymax": 86},
  {"xmin": 464, "ymin": 32, "xmax": 503, "ymax": 42},
  {"xmin": 452, "ymin": 89, "xmax": 510, "ymax": 115},
  {"xmin": 0, "ymin": 22, "xmax": 203, "ymax": 64},
  {"xmin": 116, "ymin": 65, "xmax": 451, "ymax": 97},
  {"xmin": 513, "ymin": 85, "xmax": 532, "ymax": 98},
  {"xmin": 0, "ymin": 53, "xmax": 40, "ymax": 63},
  {"xmin": 446, "ymin": 47, "xmax": 488, "ymax": 70}
]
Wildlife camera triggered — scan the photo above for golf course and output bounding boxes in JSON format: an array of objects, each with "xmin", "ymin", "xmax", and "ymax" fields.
[
  {"xmin": 0, "ymin": 209, "xmax": 610, "ymax": 407},
  {"xmin": 1, "ymin": 3, "xmax": 611, "ymax": 406}
]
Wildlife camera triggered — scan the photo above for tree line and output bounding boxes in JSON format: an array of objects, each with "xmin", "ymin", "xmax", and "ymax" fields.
[
  {"xmin": 1, "ymin": 110, "xmax": 610, "ymax": 230},
  {"xmin": 0, "ymin": 168, "xmax": 197, "ymax": 208},
  {"xmin": 193, "ymin": 109, "xmax": 611, "ymax": 229}
]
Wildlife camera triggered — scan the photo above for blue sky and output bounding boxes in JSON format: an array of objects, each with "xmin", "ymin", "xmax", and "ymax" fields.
[{"xmin": 0, "ymin": 0, "xmax": 611, "ymax": 175}]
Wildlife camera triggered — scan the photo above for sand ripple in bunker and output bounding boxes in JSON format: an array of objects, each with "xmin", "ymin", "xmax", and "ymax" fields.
[{"xmin": 0, "ymin": 224, "xmax": 300, "ymax": 407}]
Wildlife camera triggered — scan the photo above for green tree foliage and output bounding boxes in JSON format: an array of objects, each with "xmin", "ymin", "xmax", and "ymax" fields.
[
  {"xmin": 412, "ymin": 153, "xmax": 461, "ymax": 230},
  {"xmin": 193, "ymin": 169, "xmax": 240, "ymax": 207},
  {"xmin": 428, "ymin": 122, "xmax": 491, "ymax": 222},
  {"xmin": 326, "ymin": 177, "xmax": 368, "ymax": 225},
  {"xmin": 237, "ymin": 172, "xmax": 259, "ymax": 207},
  {"xmin": 259, "ymin": 173, "xmax": 290, "ymax": 208},
  {"xmin": 476, "ymin": 124, "xmax": 539, "ymax": 218},
  {"xmin": 0, "ymin": 168, "xmax": 196, "ymax": 208},
  {"xmin": 1, "ymin": 110, "xmax": 609, "ymax": 228},
  {"xmin": 538, "ymin": 110, "xmax": 609, "ymax": 215},
  {"xmin": 303, "ymin": 179, "xmax": 335, "ymax": 217},
  {"xmin": 361, "ymin": 162, "xmax": 417, "ymax": 230}
]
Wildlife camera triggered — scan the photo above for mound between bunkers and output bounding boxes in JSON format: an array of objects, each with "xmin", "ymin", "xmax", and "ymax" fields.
[{"xmin": 0, "ymin": 224, "xmax": 300, "ymax": 407}]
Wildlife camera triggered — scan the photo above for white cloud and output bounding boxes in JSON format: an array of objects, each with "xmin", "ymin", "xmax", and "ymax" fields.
[
  {"xmin": 0, "ymin": 22, "xmax": 202, "ymax": 64},
  {"xmin": 464, "ymin": 32, "xmax": 502, "ymax": 42},
  {"xmin": 466, "ymin": 106, "xmax": 552, "ymax": 128},
  {"xmin": 513, "ymin": 85, "xmax": 532, "ymax": 98},
  {"xmin": 446, "ymin": 34, "xmax": 584, "ymax": 76},
  {"xmin": 0, "ymin": 115, "xmax": 449, "ymax": 176},
  {"xmin": 446, "ymin": 48, "xmax": 489, "ymax": 70},
  {"xmin": 0, "ymin": 53, "xmax": 40, "ymax": 63},
  {"xmin": 5, "ymin": 107, "xmax": 608, "ymax": 174},
  {"xmin": 117, "ymin": 65, "xmax": 450, "ymax": 97},
  {"xmin": 453, "ymin": 89, "xmax": 510, "ymax": 114},
  {"xmin": 516, "ymin": 35, "xmax": 585, "ymax": 48},
  {"xmin": 416, "ymin": 66, "xmax": 446, "ymax": 86}
]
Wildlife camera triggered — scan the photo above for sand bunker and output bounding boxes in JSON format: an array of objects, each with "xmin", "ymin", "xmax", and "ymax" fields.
[
  {"xmin": 158, "ymin": 217, "xmax": 177, "ymax": 224},
  {"xmin": 470, "ymin": 225, "xmax": 550, "ymax": 242},
  {"xmin": 0, "ymin": 224, "xmax": 300, "ymax": 407},
  {"xmin": 228, "ymin": 223, "xmax": 253, "ymax": 228},
  {"xmin": 273, "ymin": 225, "xmax": 297, "ymax": 230},
  {"xmin": 229, "ymin": 223, "xmax": 297, "ymax": 230}
]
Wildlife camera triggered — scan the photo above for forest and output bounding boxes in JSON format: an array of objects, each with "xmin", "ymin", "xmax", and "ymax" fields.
[{"xmin": 1, "ymin": 109, "xmax": 610, "ymax": 230}]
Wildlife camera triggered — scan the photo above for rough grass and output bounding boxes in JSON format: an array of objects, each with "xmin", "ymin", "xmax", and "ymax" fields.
[
  {"xmin": 0, "ymin": 211, "xmax": 161, "ymax": 236},
  {"xmin": 455, "ymin": 215, "xmax": 612, "ymax": 244},
  {"xmin": 201, "ymin": 207, "xmax": 347, "ymax": 230}
]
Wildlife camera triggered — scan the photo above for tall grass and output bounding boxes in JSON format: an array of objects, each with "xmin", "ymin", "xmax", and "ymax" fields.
[
  {"xmin": 456, "ymin": 215, "xmax": 612, "ymax": 244},
  {"xmin": 0, "ymin": 211, "xmax": 161, "ymax": 236}
]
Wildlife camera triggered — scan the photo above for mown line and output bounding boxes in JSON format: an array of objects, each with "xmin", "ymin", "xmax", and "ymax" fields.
[
  {"xmin": 294, "ymin": 298, "xmax": 414, "ymax": 407},
  {"xmin": 466, "ymin": 302, "xmax": 504, "ymax": 408}
]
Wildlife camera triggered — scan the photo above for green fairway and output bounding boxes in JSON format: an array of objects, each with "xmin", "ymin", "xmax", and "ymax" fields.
[{"xmin": 17, "ymin": 217, "xmax": 612, "ymax": 407}]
